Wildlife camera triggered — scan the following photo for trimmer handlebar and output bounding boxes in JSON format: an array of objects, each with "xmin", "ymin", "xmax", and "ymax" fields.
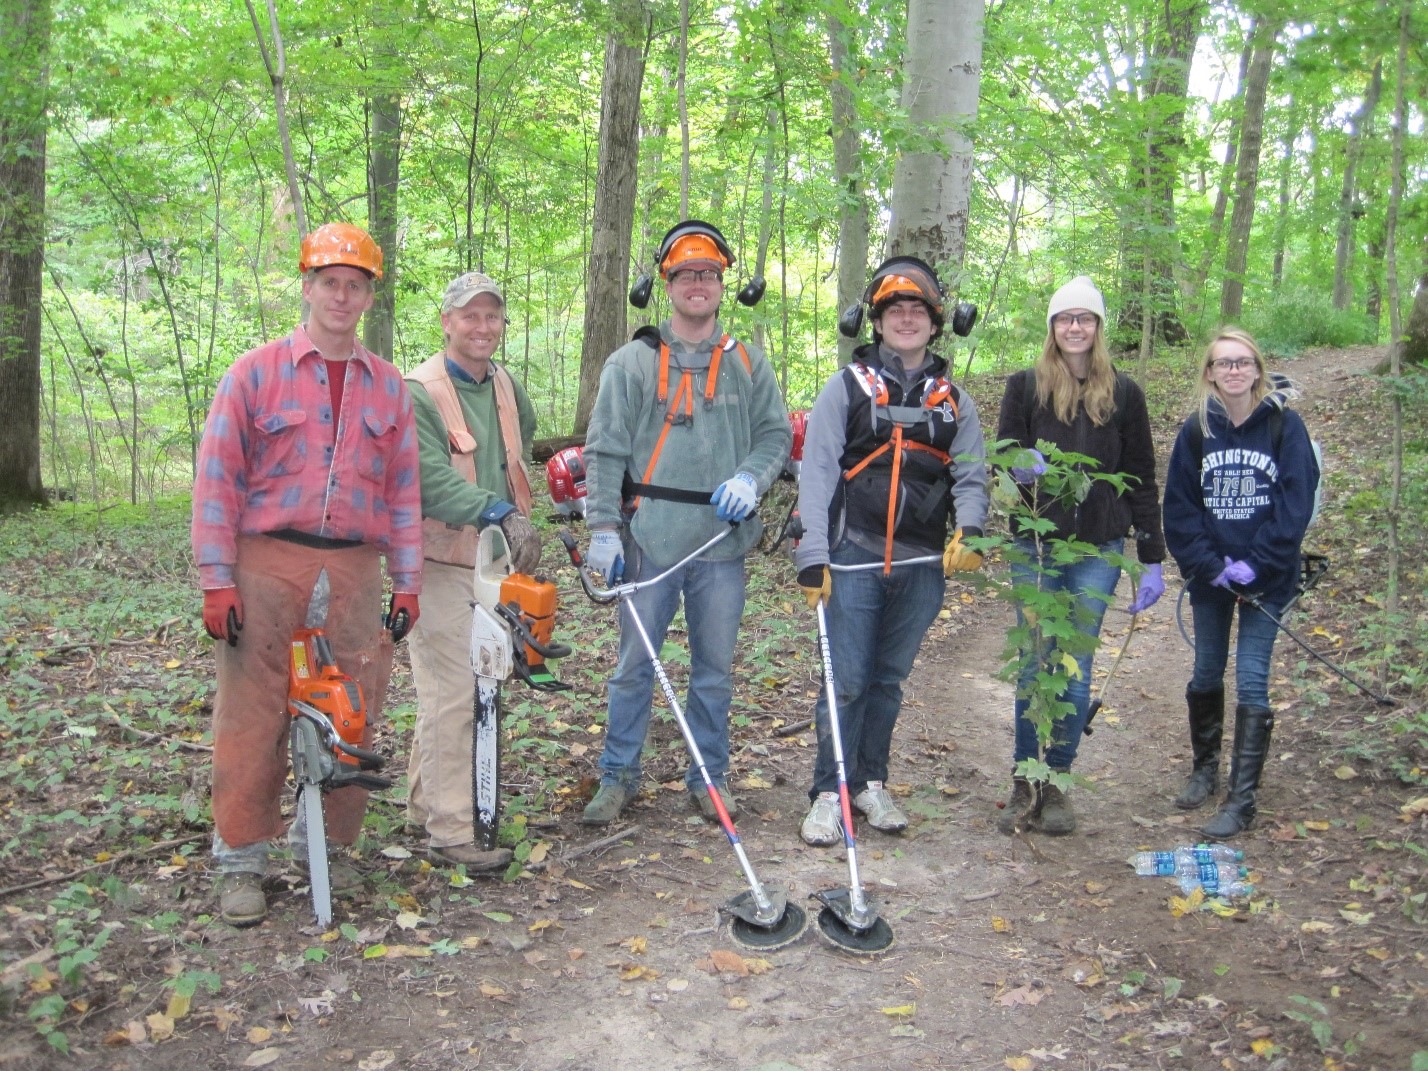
[{"xmin": 559, "ymin": 524, "xmax": 739, "ymax": 604}]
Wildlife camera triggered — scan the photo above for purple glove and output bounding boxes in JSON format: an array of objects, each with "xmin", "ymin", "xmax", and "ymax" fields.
[
  {"xmin": 1010, "ymin": 448, "xmax": 1047, "ymax": 484},
  {"xmin": 1211, "ymin": 557, "xmax": 1256, "ymax": 589},
  {"xmin": 1128, "ymin": 563, "xmax": 1164, "ymax": 613}
]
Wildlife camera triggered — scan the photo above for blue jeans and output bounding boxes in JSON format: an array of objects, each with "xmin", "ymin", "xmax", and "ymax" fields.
[
  {"xmin": 598, "ymin": 540, "xmax": 747, "ymax": 790},
  {"xmin": 1011, "ymin": 537, "xmax": 1123, "ymax": 770},
  {"xmin": 1189, "ymin": 585, "xmax": 1284, "ymax": 709},
  {"xmin": 810, "ymin": 540, "xmax": 946, "ymax": 797}
]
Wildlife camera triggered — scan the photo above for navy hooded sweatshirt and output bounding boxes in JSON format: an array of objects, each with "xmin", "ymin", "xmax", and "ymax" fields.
[{"xmin": 1163, "ymin": 393, "xmax": 1318, "ymax": 604}]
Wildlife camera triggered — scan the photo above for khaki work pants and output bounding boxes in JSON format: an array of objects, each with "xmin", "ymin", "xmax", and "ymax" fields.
[
  {"xmin": 406, "ymin": 559, "xmax": 483, "ymax": 848},
  {"xmin": 211, "ymin": 534, "xmax": 393, "ymax": 849}
]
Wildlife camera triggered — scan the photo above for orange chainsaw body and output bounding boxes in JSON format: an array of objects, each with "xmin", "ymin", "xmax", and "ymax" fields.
[
  {"xmin": 499, "ymin": 573, "xmax": 558, "ymax": 671},
  {"xmin": 288, "ymin": 627, "xmax": 367, "ymax": 766}
]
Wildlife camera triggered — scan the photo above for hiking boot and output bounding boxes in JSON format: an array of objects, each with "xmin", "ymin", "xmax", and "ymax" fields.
[
  {"xmin": 691, "ymin": 782, "xmax": 738, "ymax": 822},
  {"xmin": 429, "ymin": 844, "xmax": 513, "ymax": 873},
  {"xmin": 217, "ymin": 872, "xmax": 266, "ymax": 928},
  {"xmin": 582, "ymin": 782, "xmax": 632, "ymax": 825},
  {"xmin": 800, "ymin": 792, "xmax": 842, "ymax": 847},
  {"xmin": 1175, "ymin": 686, "xmax": 1224, "ymax": 810},
  {"xmin": 996, "ymin": 777, "xmax": 1035, "ymax": 835},
  {"xmin": 1027, "ymin": 782, "xmax": 1077, "ymax": 836},
  {"xmin": 852, "ymin": 781, "xmax": 908, "ymax": 834},
  {"xmin": 296, "ymin": 856, "xmax": 365, "ymax": 897}
]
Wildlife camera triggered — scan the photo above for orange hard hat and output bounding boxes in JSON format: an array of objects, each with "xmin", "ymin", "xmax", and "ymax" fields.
[
  {"xmin": 299, "ymin": 223, "xmax": 384, "ymax": 279},
  {"xmin": 866, "ymin": 258, "xmax": 943, "ymax": 316},
  {"xmin": 657, "ymin": 220, "xmax": 734, "ymax": 278}
]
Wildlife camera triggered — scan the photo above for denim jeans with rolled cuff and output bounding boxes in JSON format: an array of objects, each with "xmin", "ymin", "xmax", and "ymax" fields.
[
  {"xmin": 1011, "ymin": 537, "xmax": 1123, "ymax": 770},
  {"xmin": 597, "ymin": 538, "xmax": 747, "ymax": 791},
  {"xmin": 1188, "ymin": 584, "xmax": 1284, "ymax": 710},
  {"xmin": 810, "ymin": 538, "xmax": 946, "ymax": 798}
]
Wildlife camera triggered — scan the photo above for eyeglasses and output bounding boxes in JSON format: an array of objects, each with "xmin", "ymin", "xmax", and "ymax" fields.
[
  {"xmin": 1052, "ymin": 312, "xmax": 1098, "ymax": 328},
  {"xmin": 1210, "ymin": 358, "xmax": 1255, "ymax": 371},
  {"xmin": 673, "ymin": 269, "xmax": 722, "ymax": 285}
]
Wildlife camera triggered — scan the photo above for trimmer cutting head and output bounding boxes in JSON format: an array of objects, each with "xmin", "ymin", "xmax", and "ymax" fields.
[
  {"xmin": 722, "ymin": 888, "xmax": 809, "ymax": 950},
  {"xmin": 812, "ymin": 888, "xmax": 895, "ymax": 955}
]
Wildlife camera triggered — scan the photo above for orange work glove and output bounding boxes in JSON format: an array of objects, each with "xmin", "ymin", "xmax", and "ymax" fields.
[
  {"xmin": 386, "ymin": 592, "xmax": 420, "ymax": 642},
  {"xmin": 202, "ymin": 587, "xmax": 243, "ymax": 645}
]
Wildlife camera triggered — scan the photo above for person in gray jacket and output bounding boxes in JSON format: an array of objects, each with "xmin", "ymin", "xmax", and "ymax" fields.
[
  {"xmin": 795, "ymin": 256, "xmax": 989, "ymax": 846},
  {"xmin": 581, "ymin": 220, "xmax": 792, "ymax": 825}
]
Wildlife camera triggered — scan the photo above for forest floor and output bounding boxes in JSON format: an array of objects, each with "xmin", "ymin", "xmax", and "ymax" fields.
[{"xmin": 1, "ymin": 343, "xmax": 1425, "ymax": 1071}]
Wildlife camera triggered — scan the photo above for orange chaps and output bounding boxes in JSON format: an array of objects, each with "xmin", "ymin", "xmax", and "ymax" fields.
[{"xmin": 210, "ymin": 534, "xmax": 394, "ymax": 849}]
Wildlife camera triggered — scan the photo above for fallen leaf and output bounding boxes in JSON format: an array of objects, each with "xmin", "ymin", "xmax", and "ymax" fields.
[
  {"xmin": 1300, "ymin": 920, "xmax": 1336, "ymax": 934},
  {"xmin": 1084, "ymin": 881, "xmax": 1107, "ymax": 895},
  {"xmin": 706, "ymin": 950, "xmax": 750, "ymax": 976},
  {"xmin": 1004, "ymin": 1058, "xmax": 1034, "ymax": 1071},
  {"xmin": 622, "ymin": 936, "xmax": 648, "ymax": 955},
  {"xmin": 727, "ymin": 996, "xmax": 750, "ymax": 1010},
  {"xmin": 666, "ymin": 978, "xmax": 689, "ymax": 992},
  {"xmin": 527, "ymin": 842, "xmax": 549, "ymax": 864},
  {"xmin": 358, "ymin": 1051, "xmax": 396, "ymax": 1071},
  {"xmin": 996, "ymin": 985, "xmax": 1045, "ymax": 1007},
  {"xmin": 478, "ymin": 983, "xmax": 506, "ymax": 997},
  {"xmin": 1303, "ymin": 820, "xmax": 1331, "ymax": 831},
  {"xmin": 1333, "ymin": 766, "xmax": 1357, "ymax": 780},
  {"xmin": 246, "ymin": 1026, "xmax": 273, "ymax": 1044},
  {"xmin": 991, "ymin": 916, "xmax": 1011, "ymax": 933},
  {"xmin": 146, "ymin": 1013, "xmax": 175, "ymax": 1041},
  {"xmin": 1250, "ymin": 1037, "xmax": 1277, "ymax": 1056},
  {"xmin": 1399, "ymin": 797, "xmax": 1428, "ymax": 818},
  {"xmin": 244, "ymin": 1050, "xmax": 283, "ymax": 1068},
  {"xmin": 889, "ymin": 1025, "xmax": 925, "ymax": 1037},
  {"xmin": 1338, "ymin": 909, "xmax": 1374, "ymax": 925},
  {"xmin": 379, "ymin": 845, "xmax": 412, "ymax": 860},
  {"xmin": 165, "ymin": 991, "xmax": 191, "ymax": 1019},
  {"xmin": 213, "ymin": 1008, "xmax": 242, "ymax": 1032},
  {"xmin": 880, "ymin": 1003, "xmax": 916, "ymax": 1017},
  {"xmin": 394, "ymin": 912, "xmax": 424, "ymax": 931}
]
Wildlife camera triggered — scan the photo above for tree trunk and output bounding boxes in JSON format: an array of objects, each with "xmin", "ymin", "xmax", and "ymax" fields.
[
  {"xmin": 1192, "ymin": 26, "xmax": 1251, "ymax": 302},
  {"xmin": 1332, "ymin": 61, "xmax": 1383, "ymax": 311},
  {"xmin": 1219, "ymin": 17, "xmax": 1282, "ymax": 323},
  {"xmin": 1270, "ymin": 110, "xmax": 1294, "ymax": 289},
  {"xmin": 0, "ymin": 0, "xmax": 50, "ymax": 508},
  {"xmin": 887, "ymin": 0, "xmax": 984, "ymax": 277},
  {"xmin": 365, "ymin": 92, "xmax": 401, "ymax": 361},
  {"xmin": 825, "ymin": 12, "xmax": 869, "ymax": 365},
  {"xmin": 573, "ymin": 1, "xmax": 650, "ymax": 436}
]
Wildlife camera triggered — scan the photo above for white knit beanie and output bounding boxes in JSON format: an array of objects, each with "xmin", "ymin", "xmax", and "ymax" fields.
[{"xmin": 1046, "ymin": 276, "xmax": 1106, "ymax": 327}]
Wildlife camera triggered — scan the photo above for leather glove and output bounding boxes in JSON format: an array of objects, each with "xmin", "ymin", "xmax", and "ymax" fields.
[
  {"xmin": 1127, "ymin": 563, "xmax": 1164, "ymax": 613},
  {"xmin": 797, "ymin": 565, "xmax": 831, "ymax": 609},
  {"xmin": 711, "ymin": 472, "xmax": 759, "ymax": 522},
  {"xmin": 499, "ymin": 511, "xmax": 542, "ymax": 574},
  {"xmin": 942, "ymin": 526, "xmax": 984, "ymax": 575},
  {"xmin": 1212, "ymin": 557, "xmax": 1256, "ymax": 589},
  {"xmin": 202, "ymin": 587, "xmax": 243, "ymax": 645},
  {"xmin": 386, "ymin": 592, "xmax": 420, "ymax": 642},
  {"xmin": 588, "ymin": 528, "xmax": 624, "ymax": 585},
  {"xmin": 1010, "ymin": 448, "xmax": 1047, "ymax": 484}
]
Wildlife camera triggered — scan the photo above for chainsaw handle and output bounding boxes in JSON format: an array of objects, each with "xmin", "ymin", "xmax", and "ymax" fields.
[
  {"xmin": 334, "ymin": 737, "xmax": 387, "ymax": 771},
  {"xmin": 495, "ymin": 601, "xmax": 574, "ymax": 660}
]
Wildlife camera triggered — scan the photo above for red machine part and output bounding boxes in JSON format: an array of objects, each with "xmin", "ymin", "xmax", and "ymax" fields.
[
  {"xmin": 784, "ymin": 410, "xmax": 808, "ymax": 480},
  {"xmin": 547, "ymin": 445, "xmax": 588, "ymax": 518}
]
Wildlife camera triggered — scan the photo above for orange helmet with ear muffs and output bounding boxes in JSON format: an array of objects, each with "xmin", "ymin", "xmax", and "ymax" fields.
[
  {"xmin": 838, "ymin": 255, "xmax": 978, "ymax": 340},
  {"xmin": 657, "ymin": 219, "xmax": 735, "ymax": 279}
]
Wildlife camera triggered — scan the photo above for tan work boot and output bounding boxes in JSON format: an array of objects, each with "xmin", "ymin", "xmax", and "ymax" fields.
[
  {"xmin": 428, "ymin": 844, "xmax": 514, "ymax": 872},
  {"xmin": 996, "ymin": 778, "xmax": 1035, "ymax": 835},
  {"xmin": 217, "ymin": 872, "xmax": 266, "ymax": 928}
]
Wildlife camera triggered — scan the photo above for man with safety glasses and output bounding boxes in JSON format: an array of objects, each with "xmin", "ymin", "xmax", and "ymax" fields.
[
  {"xmin": 191, "ymin": 223, "xmax": 423, "ymax": 926},
  {"xmin": 580, "ymin": 219, "xmax": 792, "ymax": 825}
]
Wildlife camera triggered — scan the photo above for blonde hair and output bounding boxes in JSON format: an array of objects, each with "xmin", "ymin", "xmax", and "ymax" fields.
[
  {"xmin": 1033, "ymin": 318, "xmax": 1117, "ymax": 425},
  {"xmin": 1194, "ymin": 327, "xmax": 1278, "ymax": 436}
]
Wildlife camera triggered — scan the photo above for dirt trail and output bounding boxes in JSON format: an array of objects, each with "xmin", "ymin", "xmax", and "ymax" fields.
[{"xmin": 5, "ymin": 344, "xmax": 1423, "ymax": 1071}]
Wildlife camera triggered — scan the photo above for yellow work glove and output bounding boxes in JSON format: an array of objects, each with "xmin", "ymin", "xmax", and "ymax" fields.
[
  {"xmin": 942, "ymin": 526, "xmax": 984, "ymax": 576},
  {"xmin": 797, "ymin": 565, "xmax": 831, "ymax": 608}
]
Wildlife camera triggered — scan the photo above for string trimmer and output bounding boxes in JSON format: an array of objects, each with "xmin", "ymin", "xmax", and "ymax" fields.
[
  {"xmin": 808, "ymin": 597, "xmax": 896, "ymax": 955},
  {"xmin": 560, "ymin": 526, "xmax": 808, "ymax": 950}
]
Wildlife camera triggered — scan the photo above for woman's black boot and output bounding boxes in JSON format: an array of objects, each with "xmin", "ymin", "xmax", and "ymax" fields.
[
  {"xmin": 1201, "ymin": 706, "xmax": 1274, "ymax": 839},
  {"xmin": 1175, "ymin": 686, "xmax": 1224, "ymax": 810}
]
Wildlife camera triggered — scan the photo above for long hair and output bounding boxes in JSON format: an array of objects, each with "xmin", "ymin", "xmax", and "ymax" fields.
[
  {"xmin": 1193, "ymin": 327, "xmax": 1289, "ymax": 437},
  {"xmin": 1033, "ymin": 319, "xmax": 1117, "ymax": 425}
]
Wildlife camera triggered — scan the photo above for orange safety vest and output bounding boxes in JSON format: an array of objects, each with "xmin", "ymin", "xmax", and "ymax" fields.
[{"xmin": 407, "ymin": 355, "xmax": 532, "ymax": 568}]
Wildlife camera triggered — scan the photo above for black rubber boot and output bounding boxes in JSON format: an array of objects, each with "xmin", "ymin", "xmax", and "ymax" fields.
[
  {"xmin": 1175, "ymin": 686, "xmax": 1224, "ymax": 810},
  {"xmin": 1201, "ymin": 706, "xmax": 1274, "ymax": 839}
]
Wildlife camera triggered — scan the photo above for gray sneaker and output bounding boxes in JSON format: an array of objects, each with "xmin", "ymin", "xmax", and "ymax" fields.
[
  {"xmin": 691, "ymin": 782, "xmax": 738, "ymax": 822},
  {"xmin": 800, "ymin": 792, "xmax": 842, "ymax": 846},
  {"xmin": 852, "ymin": 781, "xmax": 908, "ymax": 833},
  {"xmin": 217, "ymin": 872, "xmax": 266, "ymax": 928},
  {"xmin": 582, "ymin": 782, "xmax": 632, "ymax": 825}
]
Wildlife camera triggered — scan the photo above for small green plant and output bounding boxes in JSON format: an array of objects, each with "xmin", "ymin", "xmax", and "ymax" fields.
[{"xmin": 1284, "ymin": 994, "xmax": 1364, "ymax": 1056}]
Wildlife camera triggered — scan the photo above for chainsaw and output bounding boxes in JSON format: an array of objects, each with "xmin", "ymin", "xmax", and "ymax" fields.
[
  {"xmin": 468, "ymin": 528, "xmax": 572, "ymax": 851},
  {"xmin": 288, "ymin": 571, "xmax": 391, "ymax": 926}
]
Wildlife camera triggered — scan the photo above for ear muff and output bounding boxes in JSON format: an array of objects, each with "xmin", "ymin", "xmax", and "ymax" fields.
[
  {"xmin": 951, "ymin": 302, "xmax": 978, "ymax": 337},
  {"xmin": 736, "ymin": 275, "xmax": 766, "ymax": 307},
  {"xmin": 838, "ymin": 302, "xmax": 866, "ymax": 339},
  {"xmin": 629, "ymin": 273, "xmax": 654, "ymax": 309}
]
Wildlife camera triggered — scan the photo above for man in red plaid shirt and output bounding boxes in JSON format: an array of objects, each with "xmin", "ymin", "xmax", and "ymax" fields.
[{"xmin": 191, "ymin": 223, "xmax": 423, "ymax": 927}]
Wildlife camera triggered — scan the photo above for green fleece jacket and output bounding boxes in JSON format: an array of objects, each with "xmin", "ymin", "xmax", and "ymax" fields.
[
  {"xmin": 584, "ymin": 321, "xmax": 791, "ymax": 567},
  {"xmin": 408, "ymin": 356, "xmax": 538, "ymax": 526}
]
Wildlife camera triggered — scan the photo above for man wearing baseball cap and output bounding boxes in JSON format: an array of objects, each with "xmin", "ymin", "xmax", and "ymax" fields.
[
  {"xmin": 192, "ymin": 222, "xmax": 423, "ymax": 926},
  {"xmin": 403, "ymin": 270, "xmax": 539, "ymax": 870}
]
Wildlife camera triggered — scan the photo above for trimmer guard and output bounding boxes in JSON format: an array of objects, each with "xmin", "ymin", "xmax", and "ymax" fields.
[{"xmin": 722, "ymin": 887, "xmax": 809, "ymax": 950}]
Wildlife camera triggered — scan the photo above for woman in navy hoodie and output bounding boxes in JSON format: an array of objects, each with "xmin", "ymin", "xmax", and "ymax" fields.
[{"xmin": 1163, "ymin": 328, "xmax": 1319, "ymax": 838}]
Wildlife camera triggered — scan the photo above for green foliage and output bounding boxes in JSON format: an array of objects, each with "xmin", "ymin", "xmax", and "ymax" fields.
[{"xmin": 1242, "ymin": 288, "xmax": 1378, "ymax": 358}]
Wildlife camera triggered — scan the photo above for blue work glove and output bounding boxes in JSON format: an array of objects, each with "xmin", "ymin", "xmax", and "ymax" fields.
[
  {"xmin": 1211, "ymin": 557, "xmax": 1256, "ymax": 589},
  {"xmin": 711, "ymin": 472, "xmax": 759, "ymax": 522},
  {"xmin": 1010, "ymin": 448, "xmax": 1047, "ymax": 484},
  {"xmin": 1127, "ymin": 563, "xmax": 1164, "ymax": 613},
  {"xmin": 587, "ymin": 528, "xmax": 624, "ymax": 585}
]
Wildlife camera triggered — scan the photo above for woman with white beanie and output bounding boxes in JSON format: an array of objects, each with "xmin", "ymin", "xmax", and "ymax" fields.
[{"xmin": 994, "ymin": 276, "xmax": 1166, "ymax": 835}]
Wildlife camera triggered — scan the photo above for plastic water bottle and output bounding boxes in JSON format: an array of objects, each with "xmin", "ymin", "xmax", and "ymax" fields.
[
  {"xmin": 1176, "ymin": 862, "xmax": 1252, "ymax": 896},
  {"xmin": 1133, "ymin": 843, "xmax": 1244, "ymax": 876}
]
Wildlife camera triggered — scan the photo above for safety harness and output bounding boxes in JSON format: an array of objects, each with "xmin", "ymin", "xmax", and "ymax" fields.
[
  {"xmin": 622, "ymin": 328, "xmax": 753, "ymax": 510},
  {"xmin": 408, "ymin": 355, "xmax": 532, "ymax": 567},
  {"xmin": 841, "ymin": 360, "xmax": 959, "ymax": 574}
]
